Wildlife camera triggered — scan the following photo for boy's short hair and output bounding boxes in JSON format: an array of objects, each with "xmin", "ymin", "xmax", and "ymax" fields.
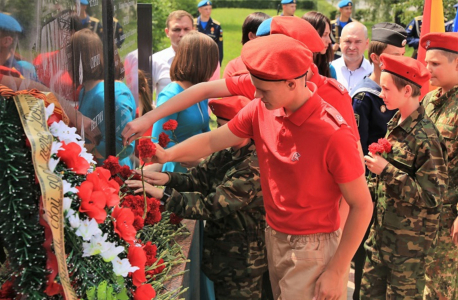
[
  {"xmin": 166, "ymin": 10, "xmax": 193, "ymax": 28},
  {"xmin": 434, "ymin": 49, "xmax": 458, "ymax": 63},
  {"xmin": 390, "ymin": 74, "xmax": 421, "ymax": 97},
  {"xmin": 368, "ymin": 41, "xmax": 388, "ymax": 64}
]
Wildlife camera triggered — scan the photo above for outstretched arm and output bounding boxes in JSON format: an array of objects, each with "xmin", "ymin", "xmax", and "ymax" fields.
[
  {"xmin": 122, "ymin": 79, "xmax": 231, "ymax": 145},
  {"xmin": 151, "ymin": 124, "xmax": 244, "ymax": 165}
]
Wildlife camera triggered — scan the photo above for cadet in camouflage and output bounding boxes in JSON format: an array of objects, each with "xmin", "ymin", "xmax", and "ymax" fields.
[
  {"xmin": 419, "ymin": 32, "xmax": 458, "ymax": 300},
  {"xmin": 361, "ymin": 54, "xmax": 448, "ymax": 299}
]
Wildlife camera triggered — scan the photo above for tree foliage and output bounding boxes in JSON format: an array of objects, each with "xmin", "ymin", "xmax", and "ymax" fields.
[
  {"xmin": 361, "ymin": 0, "xmax": 457, "ymax": 26},
  {"xmin": 142, "ymin": 0, "xmax": 197, "ymax": 53}
]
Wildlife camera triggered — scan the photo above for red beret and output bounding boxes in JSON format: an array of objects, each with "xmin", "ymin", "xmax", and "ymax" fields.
[
  {"xmin": 241, "ymin": 34, "xmax": 313, "ymax": 81},
  {"xmin": 380, "ymin": 54, "xmax": 430, "ymax": 88},
  {"xmin": 270, "ymin": 17, "xmax": 325, "ymax": 53},
  {"xmin": 209, "ymin": 96, "xmax": 251, "ymax": 120},
  {"xmin": 420, "ymin": 32, "xmax": 458, "ymax": 54}
]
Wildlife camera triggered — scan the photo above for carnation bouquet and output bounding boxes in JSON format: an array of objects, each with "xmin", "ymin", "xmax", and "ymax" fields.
[{"xmin": 0, "ymin": 86, "xmax": 189, "ymax": 299}]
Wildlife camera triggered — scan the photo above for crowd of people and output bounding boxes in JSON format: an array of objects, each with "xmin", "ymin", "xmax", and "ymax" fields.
[{"xmin": 2, "ymin": 0, "xmax": 458, "ymax": 299}]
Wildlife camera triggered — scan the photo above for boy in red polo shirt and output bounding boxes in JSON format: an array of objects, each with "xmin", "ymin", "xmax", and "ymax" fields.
[{"xmin": 131, "ymin": 34, "xmax": 372, "ymax": 299}]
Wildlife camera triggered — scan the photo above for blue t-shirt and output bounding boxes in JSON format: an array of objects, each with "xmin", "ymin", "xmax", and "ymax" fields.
[
  {"xmin": 329, "ymin": 64, "xmax": 337, "ymax": 80},
  {"xmin": 201, "ymin": 21, "xmax": 208, "ymax": 30},
  {"xmin": 152, "ymin": 82, "xmax": 210, "ymax": 173},
  {"xmin": 78, "ymin": 81, "xmax": 136, "ymax": 168}
]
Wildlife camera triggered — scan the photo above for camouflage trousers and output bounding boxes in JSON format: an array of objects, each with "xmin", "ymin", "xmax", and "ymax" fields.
[
  {"xmin": 213, "ymin": 273, "xmax": 263, "ymax": 300},
  {"xmin": 424, "ymin": 207, "xmax": 458, "ymax": 300},
  {"xmin": 360, "ymin": 227, "xmax": 426, "ymax": 299}
]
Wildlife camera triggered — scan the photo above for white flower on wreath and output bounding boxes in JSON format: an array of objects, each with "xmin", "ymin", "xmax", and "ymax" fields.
[
  {"xmin": 100, "ymin": 243, "xmax": 125, "ymax": 262},
  {"xmin": 67, "ymin": 210, "xmax": 81, "ymax": 228},
  {"xmin": 76, "ymin": 140, "xmax": 96, "ymax": 165},
  {"xmin": 111, "ymin": 256, "xmax": 139, "ymax": 277},
  {"xmin": 49, "ymin": 121, "xmax": 81, "ymax": 144},
  {"xmin": 62, "ymin": 179, "xmax": 78, "ymax": 195},
  {"xmin": 63, "ymin": 197, "xmax": 72, "ymax": 212},
  {"xmin": 76, "ymin": 218, "xmax": 102, "ymax": 241},
  {"xmin": 45, "ymin": 103, "xmax": 55, "ymax": 121},
  {"xmin": 82, "ymin": 233, "xmax": 111, "ymax": 257}
]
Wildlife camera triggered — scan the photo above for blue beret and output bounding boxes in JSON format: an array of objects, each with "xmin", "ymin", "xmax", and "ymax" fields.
[
  {"xmin": 281, "ymin": 0, "xmax": 296, "ymax": 3},
  {"xmin": 256, "ymin": 18, "xmax": 273, "ymax": 37},
  {"xmin": 0, "ymin": 13, "xmax": 22, "ymax": 33},
  {"xmin": 338, "ymin": 0, "xmax": 353, "ymax": 8},
  {"xmin": 197, "ymin": 0, "xmax": 212, "ymax": 8},
  {"xmin": 80, "ymin": 0, "xmax": 89, "ymax": 4}
]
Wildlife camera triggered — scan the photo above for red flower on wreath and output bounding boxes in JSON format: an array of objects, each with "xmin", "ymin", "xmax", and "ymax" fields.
[
  {"xmin": 134, "ymin": 284, "xmax": 156, "ymax": 300},
  {"xmin": 78, "ymin": 181, "xmax": 107, "ymax": 223},
  {"xmin": 378, "ymin": 138, "xmax": 392, "ymax": 154},
  {"xmin": 112, "ymin": 206, "xmax": 137, "ymax": 243},
  {"xmin": 138, "ymin": 139, "xmax": 156, "ymax": 162},
  {"xmin": 0, "ymin": 280, "xmax": 15, "ymax": 298},
  {"xmin": 169, "ymin": 213, "xmax": 183, "ymax": 225},
  {"xmin": 128, "ymin": 244, "xmax": 147, "ymax": 287},
  {"xmin": 133, "ymin": 215, "xmax": 145, "ymax": 231},
  {"xmin": 103, "ymin": 156, "xmax": 122, "ymax": 177},
  {"xmin": 56, "ymin": 141, "xmax": 90, "ymax": 175},
  {"xmin": 86, "ymin": 168, "xmax": 120, "ymax": 207},
  {"xmin": 162, "ymin": 119, "xmax": 178, "ymax": 131},
  {"xmin": 158, "ymin": 132, "xmax": 171, "ymax": 148}
]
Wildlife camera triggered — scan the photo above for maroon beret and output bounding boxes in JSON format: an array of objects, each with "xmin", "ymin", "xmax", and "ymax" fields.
[
  {"xmin": 209, "ymin": 96, "xmax": 251, "ymax": 120},
  {"xmin": 380, "ymin": 54, "xmax": 430, "ymax": 88},
  {"xmin": 241, "ymin": 34, "xmax": 313, "ymax": 81},
  {"xmin": 420, "ymin": 32, "xmax": 458, "ymax": 53},
  {"xmin": 270, "ymin": 16, "xmax": 325, "ymax": 53}
]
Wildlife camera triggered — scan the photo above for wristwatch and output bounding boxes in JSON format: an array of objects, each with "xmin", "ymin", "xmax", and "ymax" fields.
[{"xmin": 161, "ymin": 186, "xmax": 172, "ymax": 203}]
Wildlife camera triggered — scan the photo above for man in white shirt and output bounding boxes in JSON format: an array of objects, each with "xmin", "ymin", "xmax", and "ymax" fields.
[
  {"xmin": 331, "ymin": 22, "xmax": 373, "ymax": 94},
  {"xmin": 152, "ymin": 10, "xmax": 193, "ymax": 101}
]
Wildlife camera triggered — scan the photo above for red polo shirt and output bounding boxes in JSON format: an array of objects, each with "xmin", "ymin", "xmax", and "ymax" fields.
[
  {"xmin": 223, "ymin": 56, "xmax": 248, "ymax": 78},
  {"xmin": 225, "ymin": 71, "xmax": 360, "ymax": 141},
  {"xmin": 227, "ymin": 84, "xmax": 364, "ymax": 235}
]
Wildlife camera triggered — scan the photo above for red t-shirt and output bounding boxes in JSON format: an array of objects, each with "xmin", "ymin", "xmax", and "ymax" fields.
[
  {"xmin": 223, "ymin": 56, "xmax": 248, "ymax": 78},
  {"xmin": 225, "ymin": 72, "xmax": 360, "ymax": 141},
  {"xmin": 227, "ymin": 84, "xmax": 364, "ymax": 235}
]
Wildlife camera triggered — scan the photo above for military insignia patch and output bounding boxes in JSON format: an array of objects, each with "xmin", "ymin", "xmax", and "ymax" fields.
[
  {"xmin": 211, "ymin": 27, "xmax": 214, "ymax": 34},
  {"xmin": 408, "ymin": 25, "xmax": 413, "ymax": 30},
  {"xmin": 355, "ymin": 113, "xmax": 360, "ymax": 127},
  {"xmin": 402, "ymin": 39, "xmax": 407, "ymax": 47},
  {"xmin": 426, "ymin": 40, "xmax": 430, "ymax": 49},
  {"xmin": 380, "ymin": 105, "xmax": 386, "ymax": 113}
]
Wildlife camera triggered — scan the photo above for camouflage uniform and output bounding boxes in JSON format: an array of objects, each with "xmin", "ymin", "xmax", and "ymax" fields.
[
  {"xmin": 164, "ymin": 140, "xmax": 267, "ymax": 300},
  {"xmin": 422, "ymin": 86, "xmax": 458, "ymax": 300},
  {"xmin": 361, "ymin": 106, "xmax": 448, "ymax": 300}
]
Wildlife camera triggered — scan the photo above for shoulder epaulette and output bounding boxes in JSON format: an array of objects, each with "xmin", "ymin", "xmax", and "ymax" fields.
[
  {"xmin": 212, "ymin": 19, "xmax": 220, "ymax": 25},
  {"xmin": 89, "ymin": 16, "xmax": 100, "ymax": 22},
  {"xmin": 331, "ymin": 19, "xmax": 337, "ymax": 25},
  {"xmin": 414, "ymin": 16, "xmax": 423, "ymax": 21},
  {"xmin": 327, "ymin": 78, "xmax": 347, "ymax": 95},
  {"xmin": 353, "ymin": 92, "xmax": 366, "ymax": 102}
]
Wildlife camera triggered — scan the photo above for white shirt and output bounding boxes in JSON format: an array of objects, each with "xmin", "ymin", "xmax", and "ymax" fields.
[
  {"xmin": 331, "ymin": 57, "xmax": 373, "ymax": 94},
  {"xmin": 152, "ymin": 46, "xmax": 175, "ymax": 101}
]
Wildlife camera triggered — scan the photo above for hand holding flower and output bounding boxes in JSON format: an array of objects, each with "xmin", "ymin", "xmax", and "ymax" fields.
[
  {"xmin": 133, "ymin": 169, "xmax": 169, "ymax": 186},
  {"xmin": 125, "ymin": 180, "xmax": 164, "ymax": 199},
  {"xmin": 364, "ymin": 154, "xmax": 388, "ymax": 175}
]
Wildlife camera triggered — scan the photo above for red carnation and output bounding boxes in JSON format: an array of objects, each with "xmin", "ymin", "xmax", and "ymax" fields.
[
  {"xmin": 128, "ymin": 244, "xmax": 147, "ymax": 287},
  {"xmin": 103, "ymin": 156, "xmax": 122, "ymax": 177},
  {"xmin": 368, "ymin": 143, "xmax": 385, "ymax": 155},
  {"xmin": 134, "ymin": 284, "xmax": 156, "ymax": 300},
  {"xmin": 158, "ymin": 132, "xmax": 171, "ymax": 148},
  {"xmin": 0, "ymin": 280, "xmax": 15, "ymax": 298},
  {"xmin": 56, "ymin": 141, "xmax": 90, "ymax": 175},
  {"xmin": 378, "ymin": 138, "xmax": 392, "ymax": 154},
  {"xmin": 162, "ymin": 119, "xmax": 178, "ymax": 131},
  {"xmin": 120, "ymin": 165, "xmax": 133, "ymax": 179},
  {"xmin": 138, "ymin": 139, "xmax": 156, "ymax": 162},
  {"xmin": 133, "ymin": 215, "xmax": 145, "ymax": 231},
  {"xmin": 146, "ymin": 258, "xmax": 165, "ymax": 277},
  {"xmin": 170, "ymin": 213, "xmax": 183, "ymax": 225},
  {"xmin": 143, "ymin": 242, "xmax": 158, "ymax": 263},
  {"xmin": 112, "ymin": 206, "xmax": 137, "ymax": 243}
]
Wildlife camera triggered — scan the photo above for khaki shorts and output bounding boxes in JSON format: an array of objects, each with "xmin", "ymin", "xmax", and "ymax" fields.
[{"xmin": 265, "ymin": 226, "xmax": 347, "ymax": 300}]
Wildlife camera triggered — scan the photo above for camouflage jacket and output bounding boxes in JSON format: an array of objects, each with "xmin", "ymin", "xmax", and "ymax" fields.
[
  {"xmin": 423, "ymin": 85, "xmax": 458, "ymax": 210},
  {"xmin": 164, "ymin": 140, "xmax": 267, "ymax": 280},
  {"xmin": 373, "ymin": 106, "xmax": 448, "ymax": 262}
]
